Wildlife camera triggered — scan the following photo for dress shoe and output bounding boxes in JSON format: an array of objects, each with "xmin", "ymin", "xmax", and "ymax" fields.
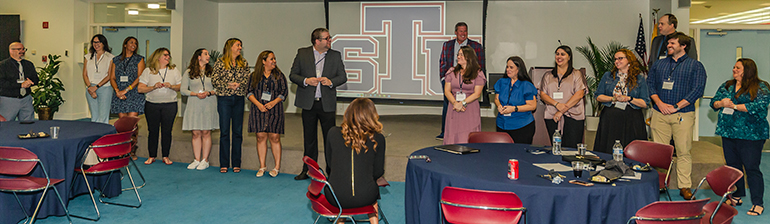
[
  {"xmin": 679, "ymin": 188, "xmax": 693, "ymax": 200},
  {"xmin": 294, "ymin": 171, "xmax": 309, "ymax": 180}
]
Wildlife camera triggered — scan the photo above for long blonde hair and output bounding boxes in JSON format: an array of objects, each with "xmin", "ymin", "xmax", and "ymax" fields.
[
  {"xmin": 220, "ymin": 38, "xmax": 247, "ymax": 70},
  {"xmin": 147, "ymin": 47, "xmax": 176, "ymax": 74},
  {"xmin": 341, "ymin": 98, "xmax": 383, "ymax": 154}
]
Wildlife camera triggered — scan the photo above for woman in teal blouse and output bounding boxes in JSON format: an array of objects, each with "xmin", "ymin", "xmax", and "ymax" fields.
[
  {"xmin": 711, "ymin": 58, "xmax": 768, "ymax": 216},
  {"xmin": 494, "ymin": 56, "xmax": 537, "ymax": 144}
]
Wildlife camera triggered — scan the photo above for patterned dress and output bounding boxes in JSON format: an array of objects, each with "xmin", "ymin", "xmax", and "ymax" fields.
[
  {"xmin": 247, "ymin": 72, "xmax": 288, "ymax": 134},
  {"xmin": 110, "ymin": 54, "xmax": 145, "ymax": 114}
]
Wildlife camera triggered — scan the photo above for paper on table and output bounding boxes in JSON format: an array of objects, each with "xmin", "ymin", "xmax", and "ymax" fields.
[
  {"xmin": 621, "ymin": 171, "xmax": 642, "ymax": 180},
  {"xmin": 560, "ymin": 150, "xmax": 597, "ymax": 156},
  {"xmin": 533, "ymin": 163, "xmax": 573, "ymax": 172}
]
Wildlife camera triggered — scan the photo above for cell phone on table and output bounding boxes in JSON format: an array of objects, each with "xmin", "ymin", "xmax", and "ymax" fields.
[{"xmin": 569, "ymin": 180, "xmax": 594, "ymax": 186}]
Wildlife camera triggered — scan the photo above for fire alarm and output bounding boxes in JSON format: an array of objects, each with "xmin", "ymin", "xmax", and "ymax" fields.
[
  {"xmin": 42, "ymin": 55, "xmax": 47, "ymax": 63},
  {"xmin": 43, "ymin": 22, "xmax": 49, "ymax": 29}
]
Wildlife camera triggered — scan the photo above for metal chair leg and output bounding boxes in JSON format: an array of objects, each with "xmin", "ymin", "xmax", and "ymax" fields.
[
  {"xmin": 122, "ymin": 159, "xmax": 146, "ymax": 191},
  {"xmin": 100, "ymin": 168, "xmax": 142, "ymax": 208},
  {"xmin": 69, "ymin": 170, "xmax": 102, "ymax": 221},
  {"xmin": 51, "ymin": 186, "xmax": 73, "ymax": 224},
  {"xmin": 12, "ymin": 192, "xmax": 31, "ymax": 224}
]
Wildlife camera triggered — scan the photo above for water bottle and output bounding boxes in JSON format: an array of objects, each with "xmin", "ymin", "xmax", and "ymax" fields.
[
  {"xmin": 552, "ymin": 130, "xmax": 562, "ymax": 155},
  {"xmin": 612, "ymin": 140, "xmax": 624, "ymax": 162}
]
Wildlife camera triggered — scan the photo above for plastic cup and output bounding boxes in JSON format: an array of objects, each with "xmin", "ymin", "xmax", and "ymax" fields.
[
  {"xmin": 577, "ymin": 143, "xmax": 587, "ymax": 156},
  {"xmin": 50, "ymin": 126, "xmax": 60, "ymax": 139}
]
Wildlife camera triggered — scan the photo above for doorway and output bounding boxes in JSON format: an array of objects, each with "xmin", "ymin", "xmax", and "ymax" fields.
[{"xmin": 102, "ymin": 26, "xmax": 170, "ymax": 58}]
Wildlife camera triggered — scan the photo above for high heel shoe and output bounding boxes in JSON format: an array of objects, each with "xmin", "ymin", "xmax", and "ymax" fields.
[
  {"xmin": 269, "ymin": 168, "xmax": 279, "ymax": 177},
  {"xmin": 748, "ymin": 205, "xmax": 764, "ymax": 216},
  {"xmin": 256, "ymin": 167, "xmax": 267, "ymax": 177},
  {"xmin": 728, "ymin": 197, "xmax": 743, "ymax": 206}
]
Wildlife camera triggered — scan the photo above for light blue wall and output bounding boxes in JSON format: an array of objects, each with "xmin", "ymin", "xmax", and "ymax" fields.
[{"xmin": 698, "ymin": 29, "xmax": 770, "ymax": 137}]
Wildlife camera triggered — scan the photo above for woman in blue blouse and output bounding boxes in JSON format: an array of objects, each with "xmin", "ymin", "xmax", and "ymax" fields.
[
  {"xmin": 593, "ymin": 49, "xmax": 649, "ymax": 154},
  {"xmin": 711, "ymin": 58, "xmax": 768, "ymax": 216},
  {"xmin": 494, "ymin": 56, "xmax": 537, "ymax": 144}
]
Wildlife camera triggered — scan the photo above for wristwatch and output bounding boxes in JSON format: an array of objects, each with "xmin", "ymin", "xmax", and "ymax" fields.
[
  {"xmin": 673, "ymin": 104, "xmax": 679, "ymax": 110},
  {"xmin": 462, "ymin": 101, "xmax": 467, "ymax": 107},
  {"xmin": 733, "ymin": 105, "xmax": 738, "ymax": 110}
]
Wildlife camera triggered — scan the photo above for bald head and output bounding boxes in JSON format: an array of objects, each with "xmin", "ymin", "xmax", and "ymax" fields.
[{"xmin": 9, "ymin": 42, "xmax": 25, "ymax": 61}]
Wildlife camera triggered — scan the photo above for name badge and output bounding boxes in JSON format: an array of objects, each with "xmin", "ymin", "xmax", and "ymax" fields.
[
  {"xmin": 722, "ymin": 107, "xmax": 735, "ymax": 115},
  {"xmin": 17, "ymin": 79, "xmax": 24, "ymax": 84},
  {"xmin": 552, "ymin": 92, "xmax": 564, "ymax": 99},
  {"xmin": 659, "ymin": 55, "xmax": 666, "ymax": 60},
  {"xmin": 120, "ymin": 76, "xmax": 129, "ymax": 82},
  {"xmin": 455, "ymin": 91, "xmax": 466, "ymax": 101},
  {"xmin": 261, "ymin": 91, "xmax": 272, "ymax": 101},
  {"xmin": 503, "ymin": 113, "xmax": 512, "ymax": 117},
  {"xmin": 662, "ymin": 81, "xmax": 674, "ymax": 90},
  {"xmin": 614, "ymin": 102, "xmax": 628, "ymax": 110},
  {"xmin": 198, "ymin": 90, "xmax": 205, "ymax": 94},
  {"xmin": 157, "ymin": 87, "xmax": 169, "ymax": 94}
]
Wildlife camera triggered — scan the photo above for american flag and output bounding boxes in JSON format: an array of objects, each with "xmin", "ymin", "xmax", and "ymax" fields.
[{"xmin": 635, "ymin": 16, "xmax": 648, "ymax": 69}]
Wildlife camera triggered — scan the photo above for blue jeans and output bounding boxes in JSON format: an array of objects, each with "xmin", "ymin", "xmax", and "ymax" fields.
[
  {"xmin": 86, "ymin": 85, "xmax": 113, "ymax": 124},
  {"xmin": 217, "ymin": 95, "xmax": 244, "ymax": 168},
  {"xmin": 722, "ymin": 137, "xmax": 765, "ymax": 206}
]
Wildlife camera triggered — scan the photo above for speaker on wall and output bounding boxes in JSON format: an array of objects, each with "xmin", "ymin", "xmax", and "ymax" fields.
[{"xmin": 167, "ymin": 0, "xmax": 176, "ymax": 10}]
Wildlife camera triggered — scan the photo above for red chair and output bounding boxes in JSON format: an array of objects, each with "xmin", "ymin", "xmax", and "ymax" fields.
[
  {"xmin": 113, "ymin": 116, "xmax": 145, "ymax": 190},
  {"xmin": 691, "ymin": 165, "xmax": 742, "ymax": 224},
  {"xmin": 0, "ymin": 146, "xmax": 72, "ymax": 224},
  {"xmin": 440, "ymin": 186, "xmax": 527, "ymax": 224},
  {"xmin": 70, "ymin": 131, "xmax": 141, "ymax": 221},
  {"xmin": 624, "ymin": 140, "xmax": 674, "ymax": 201},
  {"xmin": 468, "ymin": 132, "xmax": 514, "ymax": 144},
  {"xmin": 303, "ymin": 156, "xmax": 384, "ymax": 224},
  {"xmin": 700, "ymin": 202, "xmax": 737, "ymax": 224},
  {"xmin": 0, "ymin": 113, "xmax": 6, "ymax": 121},
  {"xmin": 626, "ymin": 198, "xmax": 709, "ymax": 224}
]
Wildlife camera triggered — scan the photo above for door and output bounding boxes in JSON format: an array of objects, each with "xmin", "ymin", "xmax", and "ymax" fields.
[{"xmin": 102, "ymin": 27, "xmax": 170, "ymax": 58}]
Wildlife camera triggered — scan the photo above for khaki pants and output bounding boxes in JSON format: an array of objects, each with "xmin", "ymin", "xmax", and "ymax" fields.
[{"xmin": 650, "ymin": 110, "xmax": 695, "ymax": 188}]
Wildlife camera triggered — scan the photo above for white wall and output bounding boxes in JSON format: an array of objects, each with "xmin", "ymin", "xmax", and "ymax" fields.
[{"xmin": 182, "ymin": 0, "xmax": 218, "ymax": 68}]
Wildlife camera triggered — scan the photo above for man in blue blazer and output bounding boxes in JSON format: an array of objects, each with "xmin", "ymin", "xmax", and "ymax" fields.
[{"xmin": 289, "ymin": 28, "xmax": 347, "ymax": 180}]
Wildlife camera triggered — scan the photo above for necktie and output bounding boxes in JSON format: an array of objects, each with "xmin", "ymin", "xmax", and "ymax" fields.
[{"xmin": 18, "ymin": 61, "xmax": 26, "ymax": 96}]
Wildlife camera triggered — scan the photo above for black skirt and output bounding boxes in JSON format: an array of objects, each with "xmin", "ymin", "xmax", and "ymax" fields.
[{"xmin": 593, "ymin": 106, "xmax": 647, "ymax": 154}]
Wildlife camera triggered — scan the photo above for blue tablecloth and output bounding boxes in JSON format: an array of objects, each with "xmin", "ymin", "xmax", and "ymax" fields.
[
  {"xmin": 0, "ymin": 120, "xmax": 118, "ymax": 224},
  {"xmin": 405, "ymin": 143, "xmax": 659, "ymax": 224}
]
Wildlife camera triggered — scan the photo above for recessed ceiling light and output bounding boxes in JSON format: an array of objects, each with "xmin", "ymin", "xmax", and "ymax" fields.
[
  {"xmin": 691, "ymin": 1, "xmax": 706, "ymax": 5},
  {"xmin": 692, "ymin": 6, "xmax": 770, "ymax": 24},
  {"xmin": 148, "ymin": 4, "xmax": 160, "ymax": 9},
  {"xmin": 128, "ymin": 10, "xmax": 139, "ymax": 15}
]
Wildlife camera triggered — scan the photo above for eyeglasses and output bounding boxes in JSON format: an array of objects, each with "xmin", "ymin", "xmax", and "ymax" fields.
[
  {"xmin": 614, "ymin": 57, "xmax": 627, "ymax": 61},
  {"xmin": 11, "ymin": 48, "xmax": 26, "ymax": 51},
  {"xmin": 320, "ymin": 37, "xmax": 332, "ymax": 41},
  {"xmin": 92, "ymin": 41, "xmax": 102, "ymax": 44}
]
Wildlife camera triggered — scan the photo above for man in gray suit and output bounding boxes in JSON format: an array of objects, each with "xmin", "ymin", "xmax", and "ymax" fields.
[{"xmin": 289, "ymin": 28, "xmax": 347, "ymax": 180}]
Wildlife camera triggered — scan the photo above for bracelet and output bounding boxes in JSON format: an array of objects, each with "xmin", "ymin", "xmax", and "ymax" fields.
[
  {"xmin": 127, "ymin": 85, "xmax": 133, "ymax": 90},
  {"xmin": 555, "ymin": 102, "xmax": 559, "ymax": 107}
]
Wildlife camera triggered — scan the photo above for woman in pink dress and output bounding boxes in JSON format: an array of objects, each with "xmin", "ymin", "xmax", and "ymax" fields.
[{"xmin": 443, "ymin": 46, "xmax": 486, "ymax": 144}]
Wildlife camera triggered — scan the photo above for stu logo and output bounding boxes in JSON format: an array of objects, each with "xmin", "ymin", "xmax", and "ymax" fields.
[{"xmin": 333, "ymin": 2, "xmax": 481, "ymax": 97}]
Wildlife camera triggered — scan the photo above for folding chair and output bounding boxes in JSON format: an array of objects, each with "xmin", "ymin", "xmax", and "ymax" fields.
[
  {"xmin": 0, "ymin": 146, "xmax": 72, "ymax": 224},
  {"xmin": 70, "ymin": 131, "xmax": 141, "ymax": 221},
  {"xmin": 440, "ymin": 186, "xmax": 527, "ymax": 224},
  {"xmin": 0, "ymin": 113, "xmax": 6, "ymax": 121},
  {"xmin": 113, "ymin": 116, "xmax": 145, "ymax": 190},
  {"xmin": 304, "ymin": 156, "xmax": 383, "ymax": 224},
  {"xmin": 624, "ymin": 140, "xmax": 675, "ymax": 200},
  {"xmin": 468, "ymin": 132, "xmax": 515, "ymax": 144},
  {"xmin": 626, "ymin": 198, "xmax": 709, "ymax": 224},
  {"xmin": 691, "ymin": 165, "xmax": 742, "ymax": 224}
]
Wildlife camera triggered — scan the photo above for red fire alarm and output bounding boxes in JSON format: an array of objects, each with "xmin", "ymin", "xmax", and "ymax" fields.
[
  {"xmin": 43, "ymin": 22, "xmax": 49, "ymax": 29},
  {"xmin": 42, "ymin": 55, "xmax": 47, "ymax": 63}
]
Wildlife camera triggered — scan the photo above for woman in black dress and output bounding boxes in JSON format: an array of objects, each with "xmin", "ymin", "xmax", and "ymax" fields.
[
  {"xmin": 247, "ymin": 50, "xmax": 287, "ymax": 177},
  {"xmin": 325, "ymin": 98, "xmax": 385, "ymax": 224}
]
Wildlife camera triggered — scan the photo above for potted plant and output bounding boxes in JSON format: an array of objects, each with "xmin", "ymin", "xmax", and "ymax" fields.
[
  {"xmin": 32, "ymin": 54, "xmax": 65, "ymax": 120},
  {"xmin": 575, "ymin": 38, "xmax": 627, "ymax": 131}
]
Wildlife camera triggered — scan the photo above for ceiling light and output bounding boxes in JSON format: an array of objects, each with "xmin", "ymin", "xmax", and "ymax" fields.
[
  {"xmin": 148, "ymin": 4, "xmax": 160, "ymax": 9},
  {"xmin": 691, "ymin": 1, "xmax": 706, "ymax": 5},
  {"xmin": 128, "ymin": 10, "xmax": 139, "ymax": 15},
  {"xmin": 692, "ymin": 6, "xmax": 770, "ymax": 24}
]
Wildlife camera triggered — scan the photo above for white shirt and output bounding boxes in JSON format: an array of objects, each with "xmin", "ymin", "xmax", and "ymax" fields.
[
  {"xmin": 139, "ymin": 67, "xmax": 182, "ymax": 103},
  {"xmin": 85, "ymin": 52, "xmax": 115, "ymax": 85}
]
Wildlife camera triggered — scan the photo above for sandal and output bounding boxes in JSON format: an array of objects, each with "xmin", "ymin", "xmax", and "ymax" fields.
[
  {"xmin": 130, "ymin": 152, "xmax": 138, "ymax": 161},
  {"xmin": 727, "ymin": 197, "xmax": 743, "ymax": 206},
  {"xmin": 748, "ymin": 205, "xmax": 764, "ymax": 216},
  {"xmin": 162, "ymin": 157, "xmax": 173, "ymax": 165},
  {"xmin": 233, "ymin": 167, "xmax": 241, "ymax": 173},
  {"xmin": 256, "ymin": 167, "xmax": 267, "ymax": 177},
  {"xmin": 220, "ymin": 167, "xmax": 228, "ymax": 173},
  {"xmin": 144, "ymin": 158, "xmax": 155, "ymax": 165},
  {"xmin": 269, "ymin": 168, "xmax": 279, "ymax": 177}
]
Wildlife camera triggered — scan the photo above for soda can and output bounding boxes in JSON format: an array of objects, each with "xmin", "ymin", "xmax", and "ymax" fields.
[{"xmin": 508, "ymin": 159, "xmax": 519, "ymax": 180}]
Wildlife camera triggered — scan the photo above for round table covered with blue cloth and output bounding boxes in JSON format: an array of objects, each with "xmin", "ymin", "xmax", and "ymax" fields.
[
  {"xmin": 0, "ymin": 120, "xmax": 118, "ymax": 224},
  {"xmin": 405, "ymin": 143, "xmax": 659, "ymax": 224}
]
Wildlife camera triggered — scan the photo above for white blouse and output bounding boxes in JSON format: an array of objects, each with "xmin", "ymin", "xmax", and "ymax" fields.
[
  {"xmin": 139, "ymin": 67, "xmax": 182, "ymax": 103},
  {"xmin": 84, "ymin": 52, "xmax": 115, "ymax": 85}
]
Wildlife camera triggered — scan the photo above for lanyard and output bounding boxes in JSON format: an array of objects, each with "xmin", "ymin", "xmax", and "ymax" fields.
[
  {"xmin": 200, "ymin": 76, "xmax": 206, "ymax": 91},
  {"xmin": 657, "ymin": 36, "xmax": 667, "ymax": 58},
  {"xmin": 666, "ymin": 59, "xmax": 683, "ymax": 81},
  {"xmin": 557, "ymin": 75, "xmax": 565, "ymax": 91},
  {"xmin": 160, "ymin": 67, "xmax": 168, "ymax": 83},
  {"xmin": 94, "ymin": 53, "xmax": 104, "ymax": 73}
]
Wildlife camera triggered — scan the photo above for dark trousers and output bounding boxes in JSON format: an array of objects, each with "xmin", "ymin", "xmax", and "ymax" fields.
[
  {"xmin": 440, "ymin": 80, "xmax": 448, "ymax": 137},
  {"xmin": 544, "ymin": 117, "xmax": 585, "ymax": 148},
  {"xmin": 722, "ymin": 137, "xmax": 765, "ymax": 206},
  {"xmin": 217, "ymin": 95, "xmax": 244, "ymax": 168},
  {"xmin": 144, "ymin": 102, "xmax": 177, "ymax": 157},
  {"xmin": 496, "ymin": 121, "xmax": 535, "ymax": 144},
  {"xmin": 302, "ymin": 100, "xmax": 336, "ymax": 174}
]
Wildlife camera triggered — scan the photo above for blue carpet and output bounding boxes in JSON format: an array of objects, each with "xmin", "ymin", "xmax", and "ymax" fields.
[{"xmin": 25, "ymin": 154, "xmax": 770, "ymax": 224}]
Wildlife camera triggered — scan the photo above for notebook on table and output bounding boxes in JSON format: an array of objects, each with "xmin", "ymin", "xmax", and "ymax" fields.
[{"xmin": 434, "ymin": 144, "xmax": 480, "ymax": 155}]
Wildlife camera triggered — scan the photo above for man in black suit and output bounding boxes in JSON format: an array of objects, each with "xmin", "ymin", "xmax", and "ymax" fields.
[
  {"xmin": 0, "ymin": 42, "xmax": 38, "ymax": 121},
  {"xmin": 289, "ymin": 28, "xmax": 347, "ymax": 180},
  {"xmin": 650, "ymin": 14, "xmax": 697, "ymax": 66}
]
